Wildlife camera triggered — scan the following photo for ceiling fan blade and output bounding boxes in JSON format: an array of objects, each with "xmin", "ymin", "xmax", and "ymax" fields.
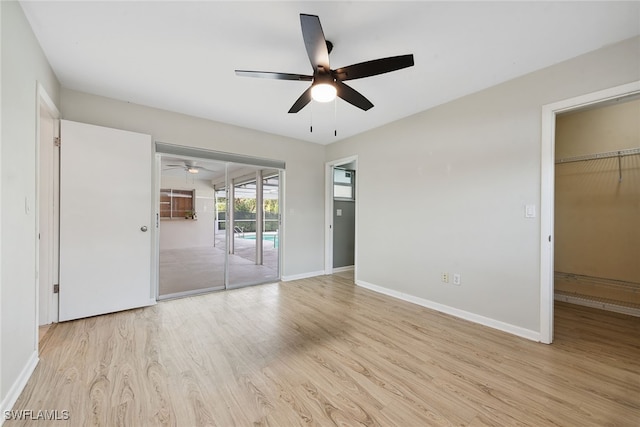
[
  {"xmin": 335, "ymin": 81, "xmax": 374, "ymax": 111},
  {"xmin": 235, "ymin": 70, "xmax": 313, "ymax": 81},
  {"xmin": 334, "ymin": 54, "xmax": 414, "ymax": 81},
  {"xmin": 300, "ymin": 14, "xmax": 330, "ymax": 72},
  {"xmin": 288, "ymin": 86, "xmax": 313, "ymax": 113}
]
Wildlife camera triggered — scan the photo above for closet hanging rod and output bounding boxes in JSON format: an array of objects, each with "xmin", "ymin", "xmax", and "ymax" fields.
[{"xmin": 555, "ymin": 147, "xmax": 640, "ymax": 164}]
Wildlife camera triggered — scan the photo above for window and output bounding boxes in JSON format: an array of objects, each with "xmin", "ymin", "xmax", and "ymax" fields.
[
  {"xmin": 160, "ymin": 189, "xmax": 195, "ymax": 219},
  {"xmin": 334, "ymin": 168, "xmax": 355, "ymax": 200}
]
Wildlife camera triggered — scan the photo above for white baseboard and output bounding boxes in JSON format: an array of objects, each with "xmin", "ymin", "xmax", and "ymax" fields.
[
  {"xmin": 555, "ymin": 293, "xmax": 640, "ymax": 317},
  {"xmin": 281, "ymin": 270, "xmax": 325, "ymax": 282},
  {"xmin": 356, "ymin": 279, "xmax": 540, "ymax": 342},
  {"xmin": 332, "ymin": 265, "xmax": 354, "ymax": 273},
  {"xmin": 0, "ymin": 351, "xmax": 39, "ymax": 426}
]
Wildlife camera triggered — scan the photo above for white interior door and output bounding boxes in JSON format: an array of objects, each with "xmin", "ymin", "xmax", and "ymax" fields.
[{"xmin": 59, "ymin": 120, "xmax": 155, "ymax": 321}]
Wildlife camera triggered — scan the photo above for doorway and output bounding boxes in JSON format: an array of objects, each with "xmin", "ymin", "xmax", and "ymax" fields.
[
  {"xmin": 36, "ymin": 83, "xmax": 60, "ymax": 330},
  {"xmin": 554, "ymin": 97, "xmax": 640, "ymax": 315},
  {"xmin": 325, "ymin": 156, "xmax": 358, "ymax": 276},
  {"xmin": 157, "ymin": 148, "xmax": 283, "ymax": 299},
  {"xmin": 40, "ymin": 118, "xmax": 158, "ymax": 324},
  {"xmin": 539, "ymin": 80, "xmax": 640, "ymax": 344}
]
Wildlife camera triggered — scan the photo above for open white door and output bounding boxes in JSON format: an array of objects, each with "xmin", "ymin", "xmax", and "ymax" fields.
[{"xmin": 59, "ymin": 120, "xmax": 155, "ymax": 321}]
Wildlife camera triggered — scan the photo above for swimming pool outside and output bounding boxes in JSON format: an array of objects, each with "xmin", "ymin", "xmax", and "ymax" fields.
[{"xmin": 240, "ymin": 232, "xmax": 279, "ymax": 248}]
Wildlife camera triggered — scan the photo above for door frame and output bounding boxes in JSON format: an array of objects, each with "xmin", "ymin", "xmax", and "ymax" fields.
[
  {"xmin": 539, "ymin": 80, "xmax": 640, "ymax": 344},
  {"xmin": 36, "ymin": 82, "xmax": 61, "ymax": 326},
  {"xmin": 325, "ymin": 155, "xmax": 358, "ymax": 276}
]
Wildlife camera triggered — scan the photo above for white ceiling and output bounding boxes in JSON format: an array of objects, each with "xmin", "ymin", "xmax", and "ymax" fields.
[{"xmin": 21, "ymin": 1, "xmax": 640, "ymax": 145}]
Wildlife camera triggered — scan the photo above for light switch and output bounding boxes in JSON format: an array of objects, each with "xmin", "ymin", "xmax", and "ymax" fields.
[
  {"xmin": 336, "ymin": 209, "xmax": 342, "ymax": 216},
  {"xmin": 525, "ymin": 204, "xmax": 536, "ymax": 218}
]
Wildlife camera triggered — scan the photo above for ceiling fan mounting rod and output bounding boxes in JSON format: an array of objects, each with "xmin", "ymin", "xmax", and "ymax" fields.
[{"xmin": 314, "ymin": 68, "xmax": 334, "ymax": 83}]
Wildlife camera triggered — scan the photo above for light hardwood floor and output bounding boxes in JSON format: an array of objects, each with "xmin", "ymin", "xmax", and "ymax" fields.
[{"xmin": 9, "ymin": 273, "xmax": 640, "ymax": 426}]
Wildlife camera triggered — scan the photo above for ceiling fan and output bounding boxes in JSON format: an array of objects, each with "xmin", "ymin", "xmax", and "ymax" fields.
[
  {"xmin": 163, "ymin": 162, "xmax": 213, "ymax": 175},
  {"xmin": 235, "ymin": 13, "xmax": 415, "ymax": 113}
]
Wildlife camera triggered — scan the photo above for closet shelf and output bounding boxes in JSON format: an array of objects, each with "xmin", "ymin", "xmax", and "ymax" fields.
[
  {"xmin": 555, "ymin": 147, "xmax": 640, "ymax": 164},
  {"xmin": 555, "ymin": 146, "xmax": 639, "ymax": 182}
]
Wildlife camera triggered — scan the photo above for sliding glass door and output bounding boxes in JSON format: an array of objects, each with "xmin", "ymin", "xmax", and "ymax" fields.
[
  {"xmin": 157, "ymin": 149, "xmax": 281, "ymax": 299},
  {"xmin": 227, "ymin": 167, "xmax": 280, "ymax": 288},
  {"xmin": 158, "ymin": 157, "xmax": 227, "ymax": 298}
]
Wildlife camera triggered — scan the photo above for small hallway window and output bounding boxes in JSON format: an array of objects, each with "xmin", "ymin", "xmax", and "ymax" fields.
[{"xmin": 334, "ymin": 168, "xmax": 355, "ymax": 200}]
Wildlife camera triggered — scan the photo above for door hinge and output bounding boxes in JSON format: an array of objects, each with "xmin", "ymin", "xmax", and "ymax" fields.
[
  {"xmin": 54, "ymin": 137, "xmax": 61, "ymax": 147},
  {"xmin": 53, "ymin": 284, "xmax": 59, "ymax": 293}
]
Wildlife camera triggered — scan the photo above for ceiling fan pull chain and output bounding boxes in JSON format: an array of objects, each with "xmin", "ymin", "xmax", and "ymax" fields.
[
  {"xmin": 334, "ymin": 97, "xmax": 337, "ymax": 137},
  {"xmin": 310, "ymin": 102, "xmax": 314, "ymax": 133}
]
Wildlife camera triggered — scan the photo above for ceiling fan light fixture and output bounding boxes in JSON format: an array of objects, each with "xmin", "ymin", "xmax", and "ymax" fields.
[
  {"xmin": 187, "ymin": 167, "xmax": 199, "ymax": 174},
  {"xmin": 311, "ymin": 83, "xmax": 336, "ymax": 102}
]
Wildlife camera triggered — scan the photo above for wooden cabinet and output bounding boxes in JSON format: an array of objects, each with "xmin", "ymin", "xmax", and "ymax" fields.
[{"xmin": 160, "ymin": 189, "xmax": 195, "ymax": 219}]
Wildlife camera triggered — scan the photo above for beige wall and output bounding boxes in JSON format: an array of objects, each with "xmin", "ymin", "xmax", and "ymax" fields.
[
  {"xmin": 1, "ymin": 0, "xmax": 60, "ymax": 411},
  {"xmin": 555, "ymin": 98, "xmax": 640, "ymax": 301},
  {"xmin": 60, "ymin": 89, "xmax": 326, "ymax": 279},
  {"xmin": 159, "ymin": 176, "xmax": 216, "ymax": 251},
  {"xmin": 325, "ymin": 36, "xmax": 640, "ymax": 335}
]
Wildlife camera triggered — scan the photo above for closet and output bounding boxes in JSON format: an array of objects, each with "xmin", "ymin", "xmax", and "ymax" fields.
[{"xmin": 554, "ymin": 97, "xmax": 640, "ymax": 315}]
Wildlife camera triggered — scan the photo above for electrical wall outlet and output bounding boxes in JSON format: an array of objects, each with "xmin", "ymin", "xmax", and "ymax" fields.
[
  {"xmin": 441, "ymin": 272, "xmax": 449, "ymax": 283},
  {"xmin": 453, "ymin": 273, "xmax": 461, "ymax": 285}
]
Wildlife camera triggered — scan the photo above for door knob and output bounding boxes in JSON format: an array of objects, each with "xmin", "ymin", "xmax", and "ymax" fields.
[{"xmin": 140, "ymin": 226, "xmax": 148, "ymax": 232}]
